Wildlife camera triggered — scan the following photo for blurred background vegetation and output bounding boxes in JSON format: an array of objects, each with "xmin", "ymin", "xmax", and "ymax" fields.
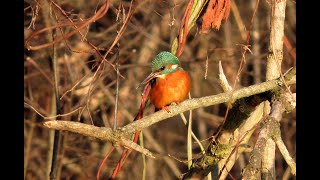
[{"xmin": 24, "ymin": 0, "xmax": 295, "ymax": 179}]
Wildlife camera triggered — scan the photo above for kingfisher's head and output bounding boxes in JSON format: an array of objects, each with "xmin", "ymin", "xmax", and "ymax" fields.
[
  {"xmin": 138, "ymin": 51, "xmax": 181, "ymax": 88},
  {"xmin": 151, "ymin": 51, "xmax": 180, "ymax": 73}
]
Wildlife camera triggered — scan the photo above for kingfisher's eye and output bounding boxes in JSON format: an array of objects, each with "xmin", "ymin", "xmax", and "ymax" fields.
[{"xmin": 160, "ymin": 67, "xmax": 165, "ymax": 70}]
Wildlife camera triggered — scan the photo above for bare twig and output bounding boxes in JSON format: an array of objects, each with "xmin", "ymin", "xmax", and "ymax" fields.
[
  {"xmin": 187, "ymin": 111, "xmax": 193, "ymax": 169},
  {"xmin": 230, "ymin": 1, "xmax": 246, "ymax": 41},
  {"xmin": 102, "ymin": 0, "xmax": 136, "ymax": 61},
  {"xmin": 140, "ymin": 132, "xmax": 146, "ymax": 180},
  {"xmin": 251, "ymin": 0, "xmax": 262, "ymax": 84},
  {"xmin": 179, "ymin": 113, "xmax": 205, "ymax": 152},
  {"xmin": 25, "ymin": 57, "xmax": 53, "ymax": 86},
  {"xmin": 50, "ymin": 31, "xmax": 62, "ymax": 180},
  {"xmin": 218, "ymin": 61, "xmax": 232, "ymax": 92},
  {"xmin": 204, "ymin": 53, "xmax": 209, "ymax": 79},
  {"xmin": 114, "ymin": 2, "xmax": 122, "ymax": 130},
  {"xmin": 273, "ymin": 133, "xmax": 296, "ymax": 175},
  {"xmin": 24, "ymin": 111, "xmax": 37, "ymax": 179}
]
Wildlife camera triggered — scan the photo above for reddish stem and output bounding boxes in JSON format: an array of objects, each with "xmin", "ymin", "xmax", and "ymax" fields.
[
  {"xmin": 176, "ymin": 0, "xmax": 194, "ymax": 57},
  {"xmin": 96, "ymin": 147, "xmax": 115, "ymax": 180},
  {"xmin": 108, "ymin": 84, "xmax": 151, "ymax": 179}
]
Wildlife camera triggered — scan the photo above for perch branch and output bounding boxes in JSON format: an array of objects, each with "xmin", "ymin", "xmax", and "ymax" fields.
[{"xmin": 43, "ymin": 69, "xmax": 295, "ymax": 158}]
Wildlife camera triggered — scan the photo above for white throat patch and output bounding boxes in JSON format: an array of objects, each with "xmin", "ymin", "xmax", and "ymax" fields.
[{"xmin": 156, "ymin": 74, "xmax": 166, "ymax": 79}]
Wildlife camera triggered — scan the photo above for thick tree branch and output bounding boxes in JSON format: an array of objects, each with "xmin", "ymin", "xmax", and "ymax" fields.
[
  {"xmin": 216, "ymin": 102, "xmax": 265, "ymax": 180},
  {"xmin": 260, "ymin": 0, "xmax": 288, "ymax": 179},
  {"xmin": 44, "ymin": 69, "xmax": 295, "ymax": 159},
  {"xmin": 242, "ymin": 106, "xmax": 277, "ymax": 180},
  {"xmin": 243, "ymin": 93, "xmax": 296, "ymax": 179},
  {"xmin": 266, "ymin": 0, "xmax": 286, "ymax": 81},
  {"xmin": 44, "ymin": 121, "xmax": 155, "ymax": 158},
  {"xmin": 182, "ymin": 93, "xmax": 267, "ymax": 180}
]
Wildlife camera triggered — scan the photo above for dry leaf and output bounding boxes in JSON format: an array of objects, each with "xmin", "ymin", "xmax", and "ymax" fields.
[{"xmin": 200, "ymin": 0, "xmax": 230, "ymax": 33}]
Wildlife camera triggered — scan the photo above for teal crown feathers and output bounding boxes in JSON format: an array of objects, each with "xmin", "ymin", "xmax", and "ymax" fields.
[{"xmin": 151, "ymin": 51, "xmax": 180, "ymax": 72}]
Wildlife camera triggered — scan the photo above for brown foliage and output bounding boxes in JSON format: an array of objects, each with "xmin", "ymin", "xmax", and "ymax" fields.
[{"xmin": 200, "ymin": 0, "xmax": 231, "ymax": 33}]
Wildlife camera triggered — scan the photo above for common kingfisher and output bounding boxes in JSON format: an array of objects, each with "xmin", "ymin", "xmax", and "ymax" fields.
[{"xmin": 139, "ymin": 51, "xmax": 191, "ymax": 112}]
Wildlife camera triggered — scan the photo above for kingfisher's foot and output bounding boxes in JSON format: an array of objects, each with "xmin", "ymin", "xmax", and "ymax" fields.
[
  {"xmin": 162, "ymin": 106, "xmax": 171, "ymax": 113},
  {"xmin": 170, "ymin": 102, "xmax": 178, "ymax": 106},
  {"xmin": 173, "ymin": 101, "xmax": 181, "ymax": 105}
]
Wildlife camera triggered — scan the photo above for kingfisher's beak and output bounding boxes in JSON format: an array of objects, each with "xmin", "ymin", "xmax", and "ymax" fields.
[{"xmin": 136, "ymin": 71, "xmax": 162, "ymax": 89}]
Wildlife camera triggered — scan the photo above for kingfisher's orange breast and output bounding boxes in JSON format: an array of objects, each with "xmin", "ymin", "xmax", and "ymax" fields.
[{"xmin": 150, "ymin": 70, "xmax": 191, "ymax": 109}]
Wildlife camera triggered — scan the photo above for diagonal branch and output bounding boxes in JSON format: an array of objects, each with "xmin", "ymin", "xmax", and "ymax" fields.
[
  {"xmin": 273, "ymin": 134, "xmax": 296, "ymax": 175},
  {"xmin": 43, "ymin": 69, "xmax": 295, "ymax": 159}
]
